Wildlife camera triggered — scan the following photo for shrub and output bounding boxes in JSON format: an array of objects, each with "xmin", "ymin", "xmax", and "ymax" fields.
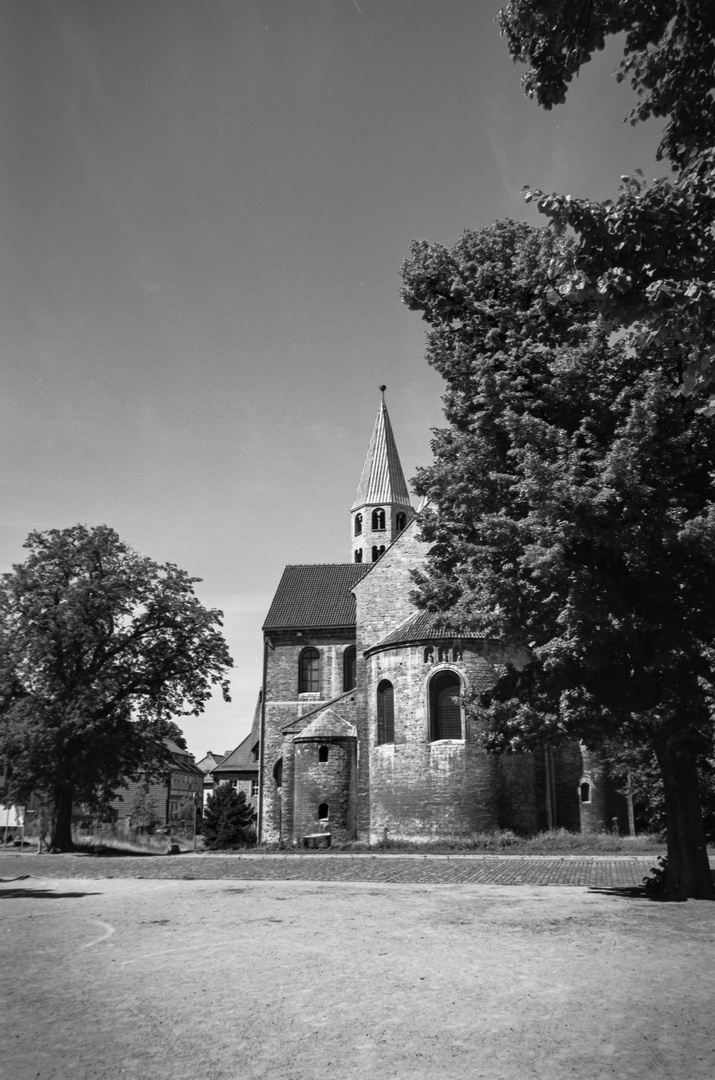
[{"xmin": 203, "ymin": 784, "xmax": 256, "ymax": 850}]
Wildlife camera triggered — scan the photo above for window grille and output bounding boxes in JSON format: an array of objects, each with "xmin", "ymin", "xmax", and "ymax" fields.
[{"xmin": 429, "ymin": 671, "xmax": 462, "ymax": 740}]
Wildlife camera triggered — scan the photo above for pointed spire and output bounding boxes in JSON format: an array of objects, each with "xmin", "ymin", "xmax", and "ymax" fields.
[{"xmin": 351, "ymin": 387, "xmax": 412, "ymax": 512}]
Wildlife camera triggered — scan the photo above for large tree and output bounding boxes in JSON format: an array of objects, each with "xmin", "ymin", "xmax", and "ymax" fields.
[
  {"xmin": 0, "ymin": 525, "xmax": 233, "ymax": 851},
  {"xmin": 498, "ymin": 0, "xmax": 715, "ymax": 407},
  {"xmin": 401, "ymin": 219, "xmax": 715, "ymax": 898}
]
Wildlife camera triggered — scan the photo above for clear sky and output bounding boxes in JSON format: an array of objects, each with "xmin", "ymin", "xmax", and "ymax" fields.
[{"xmin": 1, "ymin": 0, "xmax": 664, "ymax": 760}]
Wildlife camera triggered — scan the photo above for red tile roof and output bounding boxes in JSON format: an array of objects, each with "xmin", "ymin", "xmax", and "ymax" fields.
[{"xmin": 263, "ymin": 564, "xmax": 370, "ymax": 630}]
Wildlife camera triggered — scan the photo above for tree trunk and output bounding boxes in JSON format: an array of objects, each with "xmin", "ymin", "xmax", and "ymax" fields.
[
  {"xmin": 655, "ymin": 742, "xmax": 713, "ymax": 900},
  {"xmin": 49, "ymin": 783, "xmax": 75, "ymax": 852}
]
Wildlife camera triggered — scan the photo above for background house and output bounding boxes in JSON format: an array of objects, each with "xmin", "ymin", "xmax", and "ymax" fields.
[{"xmin": 212, "ymin": 712, "xmax": 260, "ymax": 811}]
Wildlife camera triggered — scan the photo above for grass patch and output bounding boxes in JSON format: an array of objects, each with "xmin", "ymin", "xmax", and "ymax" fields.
[{"xmin": 256, "ymin": 829, "xmax": 667, "ymax": 856}]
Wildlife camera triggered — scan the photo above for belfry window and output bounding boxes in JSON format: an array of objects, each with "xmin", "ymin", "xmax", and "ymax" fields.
[
  {"xmin": 299, "ymin": 647, "xmax": 320, "ymax": 693},
  {"xmin": 343, "ymin": 645, "xmax": 356, "ymax": 691},
  {"xmin": 377, "ymin": 680, "xmax": 395, "ymax": 745},
  {"xmin": 354, "ymin": 513, "xmax": 363, "ymax": 536},
  {"xmin": 372, "ymin": 508, "xmax": 386, "ymax": 531},
  {"xmin": 354, "ymin": 549, "xmax": 363, "ymax": 563},
  {"xmin": 429, "ymin": 671, "xmax": 462, "ymax": 741},
  {"xmin": 372, "ymin": 545, "xmax": 385, "ymax": 562},
  {"xmin": 396, "ymin": 512, "xmax": 406, "ymax": 532}
]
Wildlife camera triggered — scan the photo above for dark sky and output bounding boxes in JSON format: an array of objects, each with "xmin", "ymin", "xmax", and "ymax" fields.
[{"xmin": 1, "ymin": 0, "xmax": 665, "ymax": 756}]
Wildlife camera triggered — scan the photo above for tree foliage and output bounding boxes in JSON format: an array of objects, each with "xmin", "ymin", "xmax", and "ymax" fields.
[
  {"xmin": 401, "ymin": 220, "xmax": 715, "ymax": 897},
  {"xmin": 0, "ymin": 525, "xmax": 233, "ymax": 850},
  {"xmin": 499, "ymin": 1, "xmax": 715, "ymax": 406},
  {"xmin": 203, "ymin": 783, "xmax": 256, "ymax": 850}
]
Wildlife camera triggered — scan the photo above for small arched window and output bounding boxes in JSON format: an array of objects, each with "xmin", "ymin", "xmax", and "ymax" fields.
[
  {"xmin": 372, "ymin": 545, "xmax": 386, "ymax": 562},
  {"xmin": 318, "ymin": 745, "xmax": 329, "ymax": 763},
  {"xmin": 343, "ymin": 645, "xmax": 356, "ymax": 691},
  {"xmin": 299, "ymin": 647, "xmax": 320, "ymax": 693},
  {"xmin": 580, "ymin": 781, "xmax": 591, "ymax": 804},
  {"xmin": 318, "ymin": 802, "xmax": 329, "ymax": 820},
  {"xmin": 377, "ymin": 680, "xmax": 395, "ymax": 745},
  {"xmin": 273, "ymin": 758, "xmax": 283, "ymax": 789},
  {"xmin": 372, "ymin": 508, "xmax": 386, "ymax": 530},
  {"xmin": 354, "ymin": 549, "xmax": 363, "ymax": 563},
  {"xmin": 354, "ymin": 513, "xmax": 363, "ymax": 536},
  {"xmin": 429, "ymin": 671, "xmax": 462, "ymax": 741},
  {"xmin": 396, "ymin": 512, "xmax": 406, "ymax": 532}
]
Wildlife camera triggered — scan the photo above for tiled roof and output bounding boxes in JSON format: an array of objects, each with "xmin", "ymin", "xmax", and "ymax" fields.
[
  {"xmin": 214, "ymin": 730, "xmax": 258, "ymax": 774},
  {"xmin": 263, "ymin": 564, "xmax": 370, "ymax": 630},
  {"xmin": 370, "ymin": 610, "xmax": 489, "ymax": 650},
  {"xmin": 351, "ymin": 391, "xmax": 412, "ymax": 512}
]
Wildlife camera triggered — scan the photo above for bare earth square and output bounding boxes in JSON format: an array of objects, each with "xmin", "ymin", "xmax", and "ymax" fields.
[{"xmin": 1, "ymin": 873, "xmax": 713, "ymax": 1080}]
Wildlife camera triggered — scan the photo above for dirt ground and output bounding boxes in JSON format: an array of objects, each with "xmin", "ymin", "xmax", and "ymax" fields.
[{"xmin": 1, "ymin": 876, "xmax": 713, "ymax": 1080}]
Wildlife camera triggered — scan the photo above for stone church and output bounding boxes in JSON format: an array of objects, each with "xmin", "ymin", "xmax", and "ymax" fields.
[{"xmin": 257, "ymin": 389, "xmax": 627, "ymax": 844}]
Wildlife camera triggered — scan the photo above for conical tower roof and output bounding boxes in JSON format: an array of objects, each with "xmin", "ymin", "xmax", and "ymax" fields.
[{"xmin": 351, "ymin": 387, "xmax": 412, "ymax": 512}]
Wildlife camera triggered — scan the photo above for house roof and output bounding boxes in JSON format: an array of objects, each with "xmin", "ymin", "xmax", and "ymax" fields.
[
  {"xmin": 351, "ymin": 389, "xmax": 413, "ymax": 512},
  {"xmin": 196, "ymin": 752, "xmax": 226, "ymax": 773},
  {"xmin": 214, "ymin": 729, "xmax": 258, "ymax": 774},
  {"xmin": 369, "ymin": 610, "xmax": 489, "ymax": 651},
  {"xmin": 263, "ymin": 564, "xmax": 370, "ymax": 630}
]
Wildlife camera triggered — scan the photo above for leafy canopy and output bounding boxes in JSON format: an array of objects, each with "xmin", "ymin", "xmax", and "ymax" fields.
[
  {"xmin": 0, "ymin": 525, "xmax": 233, "ymax": 836},
  {"xmin": 498, "ymin": 1, "xmax": 715, "ymax": 405},
  {"xmin": 401, "ymin": 220, "xmax": 715, "ymax": 895}
]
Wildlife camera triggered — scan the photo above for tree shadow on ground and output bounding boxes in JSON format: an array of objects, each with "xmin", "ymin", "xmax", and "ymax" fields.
[
  {"xmin": 588, "ymin": 872, "xmax": 715, "ymax": 903},
  {"xmin": 0, "ymin": 887, "xmax": 102, "ymax": 899}
]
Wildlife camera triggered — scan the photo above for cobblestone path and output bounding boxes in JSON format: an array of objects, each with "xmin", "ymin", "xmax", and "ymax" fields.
[{"xmin": 0, "ymin": 851, "xmax": 664, "ymax": 887}]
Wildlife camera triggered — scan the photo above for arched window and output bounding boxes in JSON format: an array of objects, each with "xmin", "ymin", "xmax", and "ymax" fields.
[
  {"xmin": 318, "ymin": 745, "xmax": 329, "ymax": 763},
  {"xmin": 580, "ymin": 781, "xmax": 591, "ymax": 804},
  {"xmin": 372, "ymin": 508, "xmax": 386, "ymax": 530},
  {"xmin": 354, "ymin": 513, "xmax": 363, "ymax": 536},
  {"xmin": 429, "ymin": 671, "xmax": 462, "ymax": 741},
  {"xmin": 299, "ymin": 647, "xmax": 320, "ymax": 693},
  {"xmin": 396, "ymin": 512, "xmax": 406, "ymax": 532},
  {"xmin": 354, "ymin": 549, "xmax": 362, "ymax": 563},
  {"xmin": 343, "ymin": 645, "xmax": 356, "ymax": 691},
  {"xmin": 377, "ymin": 680, "xmax": 395, "ymax": 745},
  {"xmin": 372, "ymin": 545, "xmax": 385, "ymax": 562},
  {"xmin": 318, "ymin": 802, "xmax": 329, "ymax": 820}
]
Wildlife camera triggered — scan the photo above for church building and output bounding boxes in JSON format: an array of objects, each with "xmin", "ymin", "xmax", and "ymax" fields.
[{"xmin": 257, "ymin": 389, "xmax": 627, "ymax": 844}]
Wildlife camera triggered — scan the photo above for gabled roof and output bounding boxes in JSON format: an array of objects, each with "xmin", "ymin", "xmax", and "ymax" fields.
[
  {"xmin": 263, "ymin": 564, "xmax": 370, "ymax": 630},
  {"xmin": 196, "ymin": 752, "xmax": 225, "ymax": 773},
  {"xmin": 351, "ymin": 389, "xmax": 412, "ymax": 512},
  {"xmin": 368, "ymin": 610, "xmax": 489, "ymax": 651}
]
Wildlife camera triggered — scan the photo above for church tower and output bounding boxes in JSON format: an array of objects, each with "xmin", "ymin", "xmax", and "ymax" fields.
[{"xmin": 350, "ymin": 386, "xmax": 414, "ymax": 563}]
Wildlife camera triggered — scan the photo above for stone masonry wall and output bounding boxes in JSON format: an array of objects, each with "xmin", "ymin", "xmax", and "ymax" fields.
[
  {"xmin": 292, "ymin": 737, "xmax": 357, "ymax": 841},
  {"xmin": 366, "ymin": 640, "xmax": 538, "ymax": 841},
  {"xmin": 260, "ymin": 628, "xmax": 357, "ymax": 843}
]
